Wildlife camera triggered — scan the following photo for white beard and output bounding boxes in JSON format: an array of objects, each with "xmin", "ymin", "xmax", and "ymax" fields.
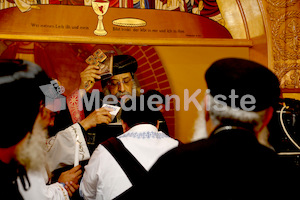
[
  {"xmin": 191, "ymin": 101, "xmax": 208, "ymax": 142},
  {"xmin": 16, "ymin": 123, "xmax": 47, "ymax": 171}
]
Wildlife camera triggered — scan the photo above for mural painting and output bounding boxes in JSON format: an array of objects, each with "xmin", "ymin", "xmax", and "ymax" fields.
[{"xmin": 0, "ymin": 0, "xmax": 224, "ymax": 26}]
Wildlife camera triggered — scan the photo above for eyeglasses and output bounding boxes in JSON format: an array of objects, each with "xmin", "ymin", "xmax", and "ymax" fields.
[{"xmin": 108, "ymin": 78, "xmax": 132, "ymax": 88}]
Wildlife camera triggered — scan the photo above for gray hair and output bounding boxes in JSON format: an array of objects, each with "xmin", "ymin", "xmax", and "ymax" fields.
[
  {"xmin": 206, "ymin": 94, "xmax": 267, "ymax": 131},
  {"xmin": 16, "ymin": 123, "xmax": 47, "ymax": 171}
]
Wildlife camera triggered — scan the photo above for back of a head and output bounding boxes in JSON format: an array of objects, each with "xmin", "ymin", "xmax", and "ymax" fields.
[
  {"xmin": 144, "ymin": 90, "xmax": 165, "ymax": 105},
  {"xmin": 0, "ymin": 59, "xmax": 50, "ymax": 148},
  {"xmin": 121, "ymin": 97, "xmax": 160, "ymax": 128},
  {"xmin": 205, "ymin": 58, "xmax": 280, "ymax": 112}
]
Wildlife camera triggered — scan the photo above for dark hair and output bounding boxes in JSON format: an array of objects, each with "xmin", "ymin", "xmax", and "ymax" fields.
[
  {"xmin": 101, "ymin": 55, "xmax": 137, "ymax": 87},
  {"xmin": 144, "ymin": 90, "xmax": 165, "ymax": 105},
  {"xmin": 0, "ymin": 59, "xmax": 50, "ymax": 148},
  {"xmin": 205, "ymin": 58, "xmax": 280, "ymax": 111},
  {"xmin": 121, "ymin": 97, "xmax": 160, "ymax": 128}
]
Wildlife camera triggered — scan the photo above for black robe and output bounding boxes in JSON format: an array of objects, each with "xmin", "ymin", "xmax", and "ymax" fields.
[
  {"xmin": 0, "ymin": 160, "xmax": 29, "ymax": 200},
  {"xmin": 117, "ymin": 127, "xmax": 298, "ymax": 200}
]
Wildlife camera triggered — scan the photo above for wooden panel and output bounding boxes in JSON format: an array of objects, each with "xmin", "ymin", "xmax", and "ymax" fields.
[{"xmin": 0, "ymin": 5, "xmax": 247, "ymax": 46}]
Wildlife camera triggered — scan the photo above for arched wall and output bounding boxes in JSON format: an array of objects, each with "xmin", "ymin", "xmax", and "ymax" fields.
[{"xmin": 117, "ymin": 45, "xmax": 175, "ymax": 137}]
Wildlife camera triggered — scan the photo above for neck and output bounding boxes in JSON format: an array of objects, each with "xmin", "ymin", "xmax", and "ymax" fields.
[{"xmin": 0, "ymin": 145, "xmax": 16, "ymax": 164}]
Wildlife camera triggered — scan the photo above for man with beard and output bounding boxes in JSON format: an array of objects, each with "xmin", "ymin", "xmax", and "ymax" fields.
[
  {"xmin": 0, "ymin": 59, "xmax": 44, "ymax": 200},
  {"xmin": 69, "ymin": 55, "xmax": 139, "ymax": 153},
  {"xmin": 16, "ymin": 101, "xmax": 86, "ymax": 199},
  {"xmin": 16, "ymin": 61, "xmax": 114, "ymax": 199},
  {"xmin": 0, "ymin": 59, "xmax": 82, "ymax": 200},
  {"xmin": 117, "ymin": 58, "xmax": 295, "ymax": 200}
]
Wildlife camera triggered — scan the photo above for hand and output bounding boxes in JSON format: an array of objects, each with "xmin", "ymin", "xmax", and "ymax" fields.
[
  {"xmin": 79, "ymin": 107, "xmax": 113, "ymax": 130},
  {"xmin": 64, "ymin": 181, "xmax": 79, "ymax": 197},
  {"xmin": 58, "ymin": 165, "xmax": 82, "ymax": 185},
  {"xmin": 79, "ymin": 65, "xmax": 102, "ymax": 92}
]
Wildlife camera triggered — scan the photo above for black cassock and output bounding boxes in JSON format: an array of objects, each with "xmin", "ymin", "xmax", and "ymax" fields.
[
  {"xmin": 0, "ymin": 160, "xmax": 28, "ymax": 200},
  {"xmin": 117, "ymin": 127, "xmax": 298, "ymax": 200}
]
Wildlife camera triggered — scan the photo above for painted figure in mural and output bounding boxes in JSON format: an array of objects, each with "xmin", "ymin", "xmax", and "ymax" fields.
[
  {"xmin": 0, "ymin": 0, "xmax": 42, "ymax": 12},
  {"xmin": 0, "ymin": 0, "xmax": 223, "ymax": 26},
  {"xmin": 0, "ymin": 0, "xmax": 87, "ymax": 12}
]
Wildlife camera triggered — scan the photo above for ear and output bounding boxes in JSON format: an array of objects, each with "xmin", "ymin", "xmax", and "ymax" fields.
[
  {"xmin": 39, "ymin": 104, "xmax": 46, "ymax": 119},
  {"xmin": 257, "ymin": 107, "xmax": 274, "ymax": 133},
  {"xmin": 156, "ymin": 120, "xmax": 160, "ymax": 129},
  {"xmin": 121, "ymin": 120, "xmax": 130, "ymax": 133}
]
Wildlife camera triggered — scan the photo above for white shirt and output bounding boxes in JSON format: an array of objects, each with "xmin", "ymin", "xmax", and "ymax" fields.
[
  {"xmin": 17, "ymin": 123, "xmax": 90, "ymax": 200},
  {"xmin": 80, "ymin": 124, "xmax": 179, "ymax": 200}
]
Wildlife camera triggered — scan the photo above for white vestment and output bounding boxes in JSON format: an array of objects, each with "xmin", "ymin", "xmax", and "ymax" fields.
[
  {"xmin": 46, "ymin": 123, "xmax": 90, "ymax": 172},
  {"xmin": 17, "ymin": 123, "xmax": 90, "ymax": 200},
  {"xmin": 80, "ymin": 124, "xmax": 179, "ymax": 200},
  {"xmin": 17, "ymin": 168, "xmax": 69, "ymax": 200}
]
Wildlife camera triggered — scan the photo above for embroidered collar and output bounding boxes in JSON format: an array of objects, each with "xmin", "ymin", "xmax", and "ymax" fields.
[{"xmin": 118, "ymin": 124, "xmax": 168, "ymax": 139}]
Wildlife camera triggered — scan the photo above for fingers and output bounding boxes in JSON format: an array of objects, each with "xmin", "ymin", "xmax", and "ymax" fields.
[
  {"xmin": 69, "ymin": 165, "xmax": 81, "ymax": 173},
  {"xmin": 103, "ymin": 107, "xmax": 114, "ymax": 112},
  {"xmin": 95, "ymin": 109, "xmax": 112, "ymax": 124},
  {"xmin": 70, "ymin": 181, "xmax": 80, "ymax": 190},
  {"xmin": 102, "ymin": 111, "xmax": 112, "ymax": 119},
  {"xmin": 65, "ymin": 181, "xmax": 79, "ymax": 197},
  {"xmin": 97, "ymin": 107, "xmax": 113, "ymax": 115},
  {"xmin": 68, "ymin": 165, "xmax": 82, "ymax": 183},
  {"xmin": 84, "ymin": 65, "xmax": 100, "ymax": 72},
  {"xmin": 81, "ymin": 70, "xmax": 101, "ymax": 79},
  {"xmin": 99, "ymin": 117, "xmax": 111, "ymax": 125},
  {"xmin": 66, "ymin": 188, "xmax": 72, "ymax": 197},
  {"xmin": 65, "ymin": 182, "xmax": 76, "ymax": 193},
  {"xmin": 80, "ymin": 65, "xmax": 102, "ymax": 91},
  {"xmin": 82, "ymin": 65, "xmax": 102, "ymax": 77},
  {"xmin": 74, "ymin": 168, "xmax": 83, "ymax": 178},
  {"xmin": 90, "ymin": 73, "xmax": 101, "ymax": 80}
]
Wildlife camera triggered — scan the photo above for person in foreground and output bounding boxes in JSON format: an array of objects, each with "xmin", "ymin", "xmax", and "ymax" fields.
[
  {"xmin": 0, "ymin": 59, "xmax": 82, "ymax": 200},
  {"xmin": 79, "ymin": 97, "xmax": 179, "ymax": 200},
  {"xmin": 117, "ymin": 58, "xmax": 296, "ymax": 200}
]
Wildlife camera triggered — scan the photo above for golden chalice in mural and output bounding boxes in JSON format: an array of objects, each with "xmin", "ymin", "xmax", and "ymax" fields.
[{"xmin": 92, "ymin": 0, "xmax": 110, "ymax": 36}]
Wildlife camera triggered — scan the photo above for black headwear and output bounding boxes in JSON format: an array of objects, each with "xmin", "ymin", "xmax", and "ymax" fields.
[
  {"xmin": 0, "ymin": 59, "xmax": 50, "ymax": 148},
  {"xmin": 112, "ymin": 55, "xmax": 138, "ymax": 77},
  {"xmin": 205, "ymin": 58, "xmax": 280, "ymax": 111},
  {"xmin": 101, "ymin": 55, "xmax": 138, "ymax": 87}
]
